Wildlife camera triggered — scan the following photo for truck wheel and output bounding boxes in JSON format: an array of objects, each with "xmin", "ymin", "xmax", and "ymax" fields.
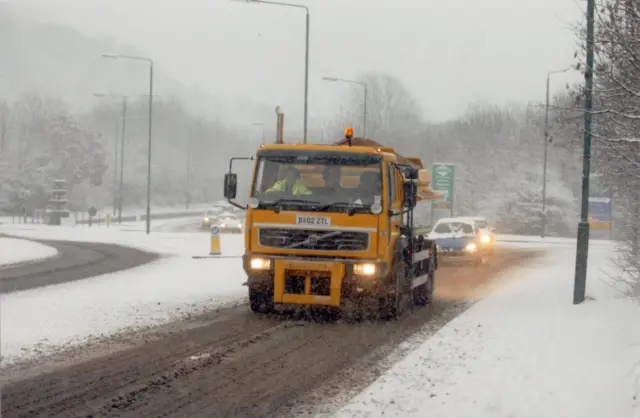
[
  {"xmin": 379, "ymin": 263, "xmax": 405, "ymax": 320},
  {"xmin": 249, "ymin": 287, "xmax": 274, "ymax": 314},
  {"xmin": 412, "ymin": 272, "xmax": 434, "ymax": 307}
]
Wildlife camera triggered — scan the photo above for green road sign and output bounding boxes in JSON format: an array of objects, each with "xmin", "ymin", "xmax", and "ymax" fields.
[{"xmin": 432, "ymin": 163, "xmax": 455, "ymax": 204}]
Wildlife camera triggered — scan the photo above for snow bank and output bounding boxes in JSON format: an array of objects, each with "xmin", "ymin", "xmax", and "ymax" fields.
[
  {"xmin": 335, "ymin": 245, "xmax": 640, "ymax": 418},
  {"xmin": 0, "ymin": 237, "xmax": 58, "ymax": 267},
  {"xmin": 0, "ymin": 223, "xmax": 247, "ymax": 364}
]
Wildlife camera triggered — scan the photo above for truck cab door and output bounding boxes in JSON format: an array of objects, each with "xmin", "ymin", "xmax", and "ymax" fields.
[{"xmin": 387, "ymin": 163, "xmax": 403, "ymax": 241}]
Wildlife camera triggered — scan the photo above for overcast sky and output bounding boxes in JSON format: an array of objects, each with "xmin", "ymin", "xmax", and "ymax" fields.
[{"xmin": 13, "ymin": 0, "xmax": 584, "ymax": 122}]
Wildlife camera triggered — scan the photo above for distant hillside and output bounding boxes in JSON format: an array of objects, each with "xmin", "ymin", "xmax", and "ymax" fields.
[{"xmin": 0, "ymin": 8, "xmax": 275, "ymax": 128}]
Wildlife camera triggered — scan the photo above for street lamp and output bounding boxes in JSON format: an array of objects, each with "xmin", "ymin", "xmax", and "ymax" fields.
[
  {"xmin": 93, "ymin": 93, "xmax": 128, "ymax": 223},
  {"xmin": 233, "ymin": 0, "xmax": 310, "ymax": 143},
  {"xmin": 322, "ymin": 76, "xmax": 368, "ymax": 139},
  {"xmin": 574, "ymin": 0, "xmax": 596, "ymax": 305},
  {"xmin": 102, "ymin": 53, "xmax": 154, "ymax": 234},
  {"xmin": 541, "ymin": 67, "xmax": 572, "ymax": 238}
]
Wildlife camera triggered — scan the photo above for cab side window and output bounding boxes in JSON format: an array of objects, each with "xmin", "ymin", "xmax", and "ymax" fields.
[
  {"xmin": 395, "ymin": 167, "xmax": 403, "ymax": 205},
  {"xmin": 386, "ymin": 164, "xmax": 395, "ymax": 209}
]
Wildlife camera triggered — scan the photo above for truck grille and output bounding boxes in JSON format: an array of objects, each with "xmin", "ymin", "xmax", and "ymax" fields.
[{"xmin": 258, "ymin": 228, "xmax": 369, "ymax": 251}]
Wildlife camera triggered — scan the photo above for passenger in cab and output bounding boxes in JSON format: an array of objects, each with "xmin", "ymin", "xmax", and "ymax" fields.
[
  {"xmin": 266, "ymin": 167, "xmax": 312, "ymax": 195},
  {"xmin": 358, "ymin": 171, "xmax": 382, "ymax": 196},
  {"xmin": 315, "ymin": 166, "xmax": 343, "ymax": 196}
]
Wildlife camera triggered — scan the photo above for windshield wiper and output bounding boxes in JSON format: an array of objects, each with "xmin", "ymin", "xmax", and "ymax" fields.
[
  {"xmin": 317, "ymin": 201, "xmax": 364, "ymax": 216},
  {"xmin": 261, "ymin": 198, "xmax": 321, "ymax": 213}
]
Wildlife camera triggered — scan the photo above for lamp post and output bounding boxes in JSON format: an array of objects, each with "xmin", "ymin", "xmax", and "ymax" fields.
[
  {"xmin": 541, "ymin": 67, "xmax": 572, "ymax": 238},
  {"xmin": 574, "ymin": 0, "xmax": 595, "ymax": 305},
  {"xmin": 234, "ymin": 0, "xmax": 309, "ymax": 143},
  {"xmin": 322, "ymin": 76, "xmax": 368, "ymax": 138},
  {"xmin": 102, "ymin": 53, "xmax": 154, "ymax": 234}
]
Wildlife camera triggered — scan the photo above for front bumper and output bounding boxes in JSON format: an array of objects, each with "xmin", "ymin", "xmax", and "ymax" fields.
[
  {"xmin": 438, "ymin": 248, "xmax": 480, "ymax": 262},
  {"xmin": 243, "ymin": 254, "xmax": 388, "ymax": 307}
]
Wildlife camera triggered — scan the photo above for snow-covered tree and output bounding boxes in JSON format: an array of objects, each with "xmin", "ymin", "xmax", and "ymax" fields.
[
  {"xmin": 479, "ymin": 165, "xmax": 578, "ymax": 236},
  {"xmin": 0, "ymin": 95, "xmax": 108, "ymax": 213}
]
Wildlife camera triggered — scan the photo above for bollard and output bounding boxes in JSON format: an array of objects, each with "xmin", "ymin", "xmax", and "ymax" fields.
[
  {"xmin": 209, "ymin": 225, "xmax": 222, "ymax": 255},
  {"xmin": 106, "ymin": 214, "xmax": 111, "ymax": 227}
]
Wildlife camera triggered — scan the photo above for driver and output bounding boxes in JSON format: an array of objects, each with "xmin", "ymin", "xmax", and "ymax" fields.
[{"xmin": 265, "ymin": 167, "xmax": 312, "ymax": 195}]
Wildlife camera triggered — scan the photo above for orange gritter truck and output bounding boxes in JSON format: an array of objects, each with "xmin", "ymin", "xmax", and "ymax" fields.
[{"xmin": 223, "ymin": 129, "xmax": 442, "ymax": 319}]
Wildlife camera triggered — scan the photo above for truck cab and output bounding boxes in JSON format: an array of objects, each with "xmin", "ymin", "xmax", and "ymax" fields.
[{"xmin": 223, "ymin": 132, "xmax": 440, "ymax": 319}]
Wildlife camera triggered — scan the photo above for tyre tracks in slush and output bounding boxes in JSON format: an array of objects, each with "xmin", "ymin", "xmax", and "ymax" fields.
[
  {"xmin": 1, "ymin": 248, "xmax": 541, "ymax": 418},
  {"xmin": 0, "ymin": 235, "xmax": 158, "ymax": 294}
]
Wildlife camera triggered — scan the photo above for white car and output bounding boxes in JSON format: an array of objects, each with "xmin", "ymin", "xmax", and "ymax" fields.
[
  {"xmin": 201, "ymin": 207, "xmax": 223, "ymax": 229},
  {"xmin": 215, "ymin": 216, "xmax": 243, "ymax": 233},
  {"xmin": 457, "ymin": 216, "xmax": 495, "ymax": 254}
]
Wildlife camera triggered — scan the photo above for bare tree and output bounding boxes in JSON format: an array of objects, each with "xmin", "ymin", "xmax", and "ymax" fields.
[
  {"xmin": 331, "ymin": 72, "xmax": 423, "ymax": 150},
  {"xmin": 564, "ymin": 0, "xmax": 640, "ymax": 294}
]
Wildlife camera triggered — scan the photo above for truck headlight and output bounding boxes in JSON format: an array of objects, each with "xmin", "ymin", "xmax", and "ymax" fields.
[
  {"xmin": 480, "ymin": 235, "xmax": 490, "ymax": 244},
  {"xmin": 237, "ymin": 223, "xmax": 242, "ymax": 228},
  {"xmin": 250, "ymin": 257, "xmax": 271, "ymax": 270},
  {"xmin": 465, "ymin": 243, "xmax": 478, "ymax": 252},
  {"xmin": 354, "ymin": 263, "xmax": 377, "ymax": 276}
]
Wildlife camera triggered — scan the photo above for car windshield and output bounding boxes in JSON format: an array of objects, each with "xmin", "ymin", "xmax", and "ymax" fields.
[
  {"xmin": 252, "ymin": 150, "xmax": 383, "ymax": 213},
  {"xmin": 433, "ymin": 222, "xmax": 475, "ymax": 236},
  {"xmin": 475, "ymin": 220, "xmax": 488, "ymax": 229}
]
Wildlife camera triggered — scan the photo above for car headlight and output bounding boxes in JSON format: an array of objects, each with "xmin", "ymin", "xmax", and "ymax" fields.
[
  {"xmin": 354, "ymin": 263, "xmax": 377, "ymax": 276},
  {"xmin": 250, "ymin": 257, "xmax": 271, "ymax": 270},
  {"xmin": 465, "ymin": 242, "xmax": 478, "ymax": 252},
  {"xmin": 221, "ymin": 223, "xmax": 226, "ymax": 228},
  {"xmin": 480, "ymin": 235, "xmax": 490, "ymax": 244},
  {"xmin": 203, "ymin": 217, "xmax": 209, "ymax": 222}
]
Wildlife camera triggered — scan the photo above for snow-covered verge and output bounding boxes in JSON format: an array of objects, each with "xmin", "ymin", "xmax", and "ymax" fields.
[
  {"xmin": 0, "ymin": 237, "xmax": 58, "ymax": 267},
  {"xmin": 0, "ymin": 220, "xmax": 238, "ymax": 256},
  {"xmin": 0, "ymin": 222, "xmax": 247, "ymax": 364},
  {"xmin": 334, "ymin": 245, "xmax": 640, "ymax": 418}
]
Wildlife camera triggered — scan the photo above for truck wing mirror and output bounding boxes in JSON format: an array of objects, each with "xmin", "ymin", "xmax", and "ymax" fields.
[
  {"xmin": 224, "ymin": 173, "xmax": 238, "ymax": 199},
  {"xmin": 403, "ymin": 181, "xmax": 417, "ymax": 208}
]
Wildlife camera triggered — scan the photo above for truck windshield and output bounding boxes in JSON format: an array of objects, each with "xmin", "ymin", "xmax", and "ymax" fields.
[{"xmin": 252, "ymin": 151, "xmax": 383, "ymax": 213}]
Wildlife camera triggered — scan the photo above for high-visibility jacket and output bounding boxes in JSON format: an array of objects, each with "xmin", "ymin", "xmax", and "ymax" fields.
[{"xmin": 266, "ymin": 179, "xmax": 312, "ymax": 195}]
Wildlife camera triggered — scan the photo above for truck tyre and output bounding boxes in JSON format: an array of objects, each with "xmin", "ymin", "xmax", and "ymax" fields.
[
  {"xmin": 379, "ymin": 262, "xmax": 406, "ymax": 320},
  {"xmin": 249, "ymin": 287, "xmax": 274, "ymax": 314}
]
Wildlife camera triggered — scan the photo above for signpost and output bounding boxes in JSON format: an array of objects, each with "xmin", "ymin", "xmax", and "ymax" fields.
[
  {"xmin": 431, "ymin": 163, "xmax": 455, "ymax": 222},
  {"xmin": 588, "ymin": 173, "xmax": 613, "ymax": 237},
  {"xmin": 588, "ymin": 197, "xmax": 612, "ymax": 231}
]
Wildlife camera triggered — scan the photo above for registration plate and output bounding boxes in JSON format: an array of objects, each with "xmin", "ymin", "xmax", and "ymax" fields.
[{"xmin": 295, "ymin": 215, "xmax": 331, "ymax": 226}]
